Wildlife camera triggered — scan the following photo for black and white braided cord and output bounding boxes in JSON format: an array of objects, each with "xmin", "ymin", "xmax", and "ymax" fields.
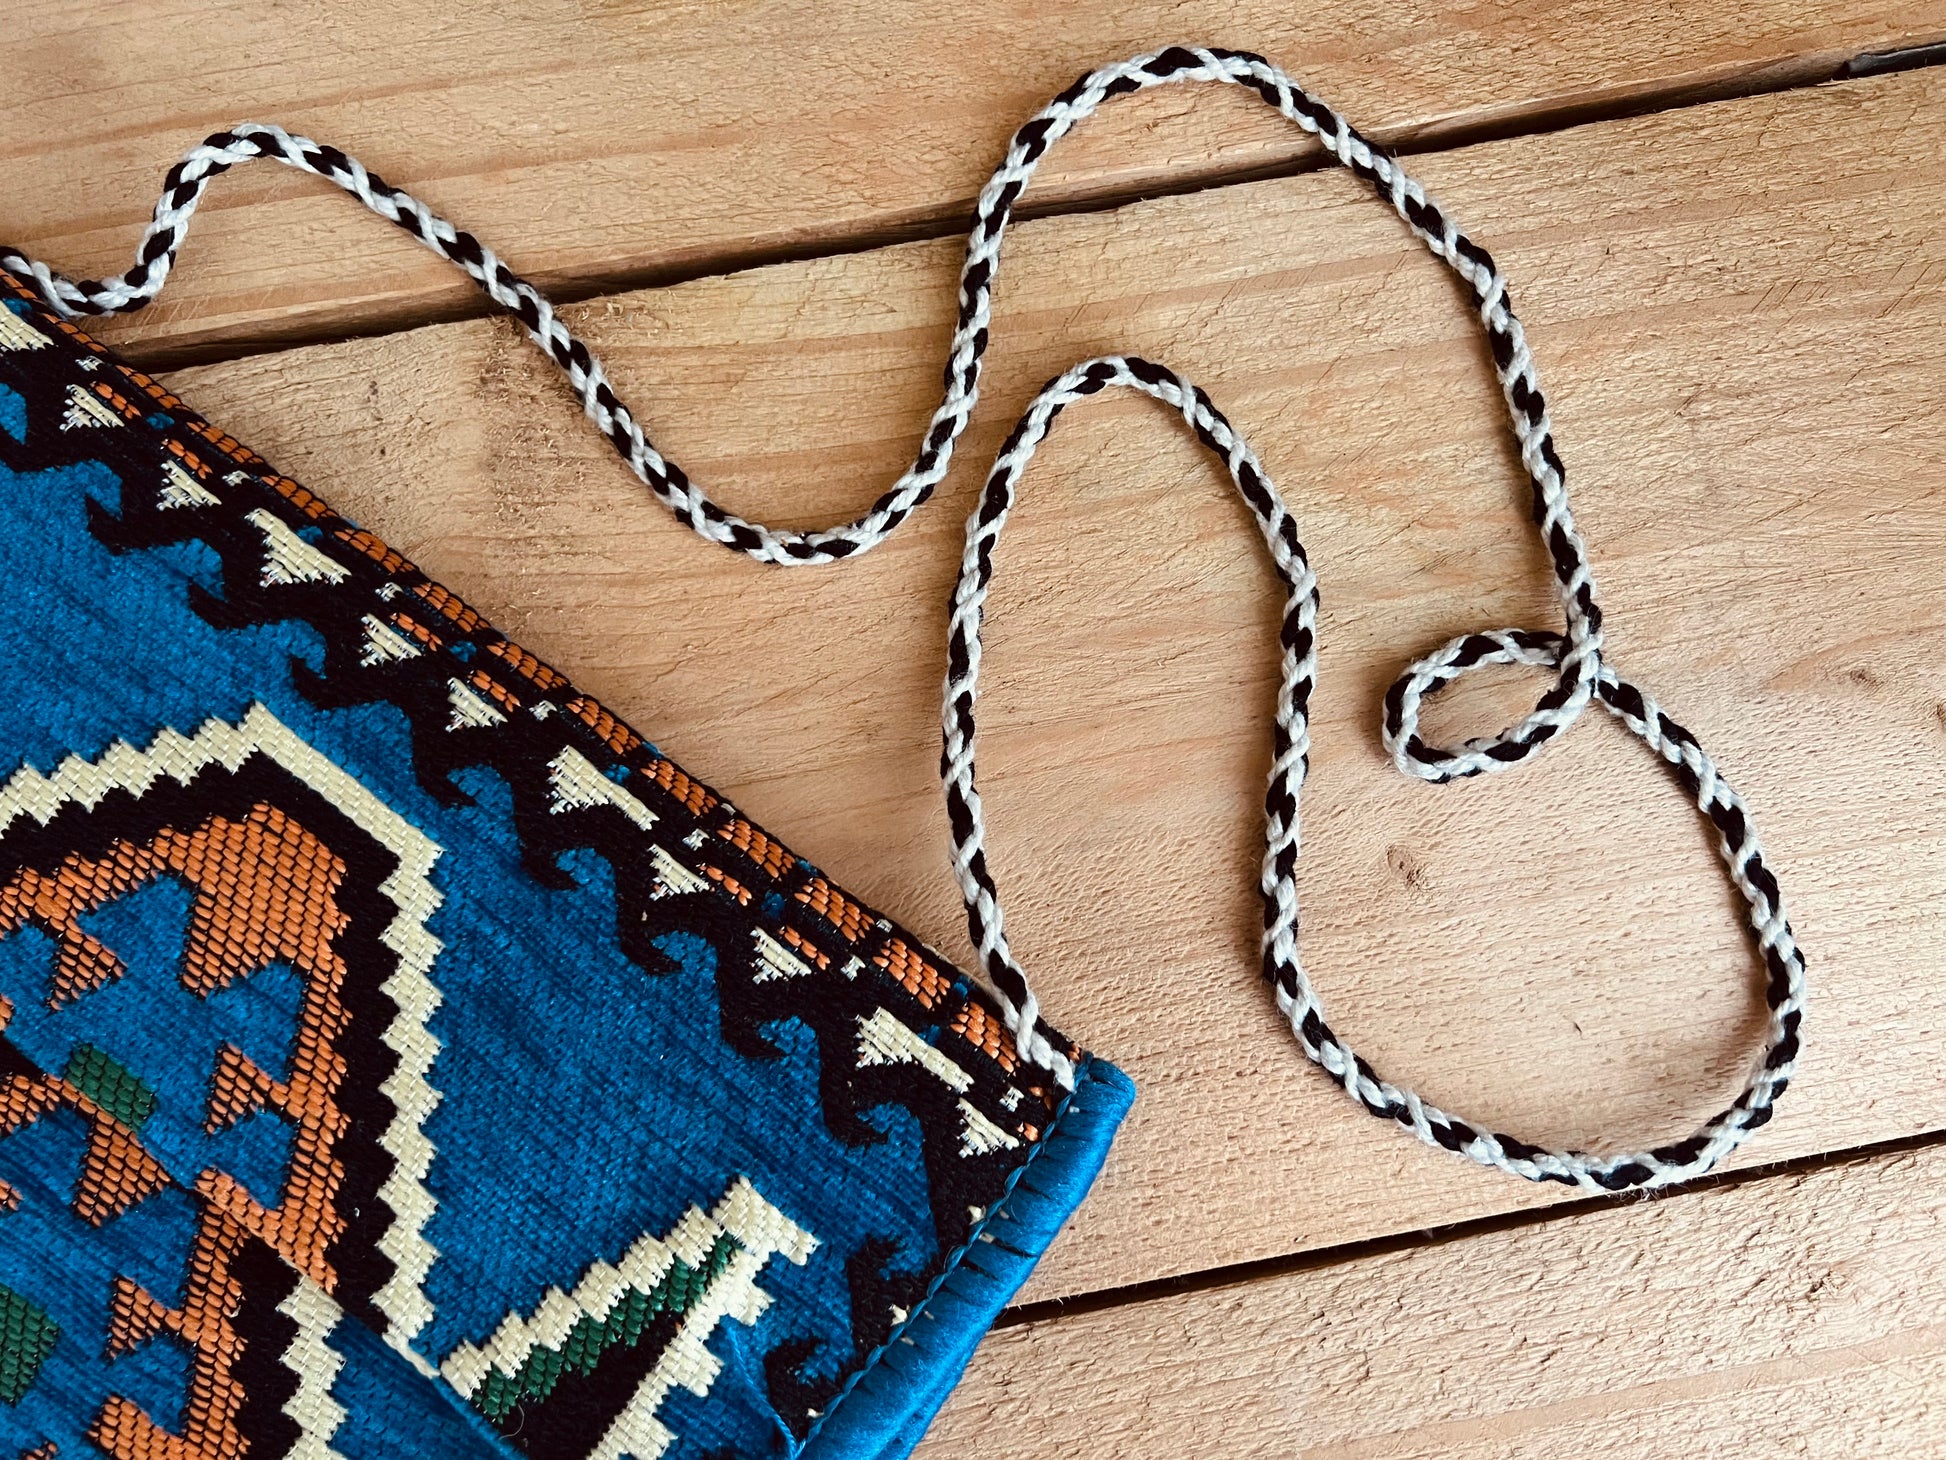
[
  {"xmin": 943, "ymin": 357, "xmax": 1805, "ymax": 1191},
  {"xmin": 2, "ymin": 46, "xmax": 1802, "ymax": 1189},
  {"xmin": 2, "ymin": 45, "xmax": 1601, "ymax": 772}
]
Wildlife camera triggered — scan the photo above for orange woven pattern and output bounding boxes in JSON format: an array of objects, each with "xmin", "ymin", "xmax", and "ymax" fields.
[
  {"xmin": 795, "ymin": 877, "xmax": 870, "ymax": 943},
  {"xmin": 336, "ymin": 527, "xmax": 415, "ymax": 574},
  {"xmin": 487, "ymin": 639, "xmax": 568, "ymax": 691},
  {"xmin": 717, "ymin": 819, "xmax": 789, "ymax": 880},
  {"xmin": 952, "ymin": 1002, "xmax": 1018, "ymax": 1074},
  {"xmin": 566, "ymin": 694, "xmax": 642, "ymax": 755},
  {"xmin": 874, "ymin": 938, "xmax": 951, "ymax": 1009},
  {"xmin": 412, "ymin": 581, "xmax": 483, "ymax": 632}
]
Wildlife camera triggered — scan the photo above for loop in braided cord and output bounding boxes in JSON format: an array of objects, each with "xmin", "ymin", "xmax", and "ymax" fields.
[{"xmin": 944, "ymin": 356, "xmax": 1804, "ymax": 1190}]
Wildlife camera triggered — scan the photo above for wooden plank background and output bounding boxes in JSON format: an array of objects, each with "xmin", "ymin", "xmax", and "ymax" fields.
[
  {"xmin": 0, "ymin": 2, "xmax": 1940, "ymax": 360},
  {"xmin": 922, "ymin": 1145, "xmax": 1946, "ymax": 1456},
  {"xmin": 6, "ymin": 5, "xmax": 1946, "ymax": 1453}
]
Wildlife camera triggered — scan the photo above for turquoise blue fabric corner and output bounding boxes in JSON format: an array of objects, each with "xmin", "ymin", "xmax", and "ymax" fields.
[
  {"xmin": 0, "ymin": 279, "xmax": 1132, "ymax": 1459},
  {"xmin": 802, "ymin": 1058, "xmax": 1133, "ymax": 1459}
]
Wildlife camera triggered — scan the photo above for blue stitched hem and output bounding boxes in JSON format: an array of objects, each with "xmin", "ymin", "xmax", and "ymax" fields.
[{"xmin": 797, "ymin": 1053, "xmax": 1136, "ymax": 1459}]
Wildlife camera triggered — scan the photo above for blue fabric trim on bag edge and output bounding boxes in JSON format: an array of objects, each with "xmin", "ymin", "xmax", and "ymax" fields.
[{"xmin": 800, "ymin": 1053, "xmax": 1137, "ymax": 1459}]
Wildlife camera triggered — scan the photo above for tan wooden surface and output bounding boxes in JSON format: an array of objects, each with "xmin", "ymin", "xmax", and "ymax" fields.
[
  {"xmin": 918, "ymin": 1144, "xmax": 1946, "ymax": 1457},
  {"xmin": 162, "ymin": 66, "xmax": 1946, "ymax": 1307},
  {"xmin": 9, "ymin": 11, "xmax": 1945, "ymax": 1448},
  {"xmin": 3, "ymin": 2, "xmax": 1944, "ymax": 361}
]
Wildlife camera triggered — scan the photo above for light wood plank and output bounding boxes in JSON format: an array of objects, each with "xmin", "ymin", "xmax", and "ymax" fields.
[
  {"xmin": 166, "ymin": 68, "xmax": 1946, "ymax": 1302},
  {"xmin": 918, "ymin": 1142, "xmax": 1946, "ymax": 1457},
  {"xmin": 4, "ymin": 1, "xmax": 1944, "ymax": 360}
]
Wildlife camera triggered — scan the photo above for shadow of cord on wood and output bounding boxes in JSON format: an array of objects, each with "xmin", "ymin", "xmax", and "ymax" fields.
[{"xmin": 0, "ymin": 44, "xmax": 1808, "ymax": 1194}]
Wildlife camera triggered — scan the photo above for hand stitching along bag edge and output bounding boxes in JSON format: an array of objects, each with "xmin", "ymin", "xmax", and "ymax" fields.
[{"xmin": 0, "ymin": 40, "xmax": 1808, "ymax": 1458}]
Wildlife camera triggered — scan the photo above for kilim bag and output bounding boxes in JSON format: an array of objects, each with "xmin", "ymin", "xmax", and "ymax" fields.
[{"xmin": 0, "ymin": 48, "xmax": 1802, "ymax": 1460}]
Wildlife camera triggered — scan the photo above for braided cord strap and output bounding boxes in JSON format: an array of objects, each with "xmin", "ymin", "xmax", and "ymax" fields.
[
  {"xmin": 2, "ymin": 46, "xmax": 1803, "ymax": 1186},
  {"xmin": 0, "ymin": 46, "xmax": 1595, "ymax": 777},
  {"xmin": 943, "ymin": 357, "xmax": 1805, "ymax": 1191}
]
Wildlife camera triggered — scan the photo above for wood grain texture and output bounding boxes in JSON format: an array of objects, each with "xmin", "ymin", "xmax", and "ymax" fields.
[
  {"xmin": 166, "ymin": 67, "xmax": 1946, "ymax": 1303},
  {"xmin": 918, "ymin": 1142, "xmax": 1946, "ymax": 1457},
  {"xmin": 4, "ymin": 0, "xmax": 1944, "ymax": 361}
]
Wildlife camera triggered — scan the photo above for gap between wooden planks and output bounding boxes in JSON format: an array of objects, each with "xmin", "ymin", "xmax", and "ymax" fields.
[
  {"xmin": 163, "ymin": 66, "xmax": 1946, "ymax": 1305},
  {"xmin": 4, "ymin": 0, "xmax": 1944, "ymax": 361},
  {"xmin": 918, "ymin": 1140, "xmax": 1946, "ymax": 1457}
]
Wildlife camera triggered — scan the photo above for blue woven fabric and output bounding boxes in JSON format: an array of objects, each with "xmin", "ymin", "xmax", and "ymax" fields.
[{"xmin": 0, "ymin": 280, "xmax": 1131, "ymax": 1460}]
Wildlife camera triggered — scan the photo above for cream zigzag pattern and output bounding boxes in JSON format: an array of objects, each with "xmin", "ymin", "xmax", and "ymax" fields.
[{"xmin": 442, "ymin": 1178, "xmax": 816, "ymax": 1460}]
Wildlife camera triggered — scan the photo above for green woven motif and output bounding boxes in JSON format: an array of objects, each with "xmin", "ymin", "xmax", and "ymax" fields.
[
  {"xmin": 63, "ymin": 1043, "xmax": 158, "ymax": 1130},
  {"xmin": 472, "ymin": 1235, "xmax": 739, "ymax": 1423},
  {"xmin": 0, "ymin": 1284, "xmax": 58, "ymax": 1406}
]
